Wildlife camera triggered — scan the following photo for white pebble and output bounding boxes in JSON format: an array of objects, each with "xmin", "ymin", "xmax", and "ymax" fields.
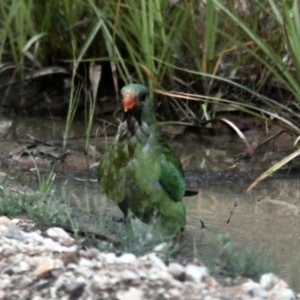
[
  {"xmin": 46, "ymin": 227, "xmax": 73, "ymax": 242},
  {"xmin": 18, "ymin": 261, "xmax": 30, "ymax": 272},
  {"xmin": 103, "ymin": 252, "xmax": 117, "ymax": 264},
  {"xmin": 185, "ymin": 264, "xmax": 208, "ymax": 284},
  {"xmin": 116, "ymin": 287, "xmax": 144, "ymax": 300},
  {"xmin": 117, "ymin": 253, "xmax": 137, "ymax": 264},
  {"xmin": 144, "ymin": 253, "xmax": 166, "ymax": 270},
  {"xmin": 270, "ymin": 288, "xmax": 295, "ymax": 300},
  {"xmin": 260, "ymin": 273, "xmax": 279, "ymax": 290},
  {"xmin": 168, "ymin": 262, "xmax": 185, "ymax": 279},
  {"xmin": 240, "ymin": 280, "xmax": 268, "ymax": 298},
  {"xmin": 120, "ymin": 270, "xmax": 140, "ymax": 282},
  {"xmin": 153, "ymin": 242, "xmax": 168, "ymax": 253}
]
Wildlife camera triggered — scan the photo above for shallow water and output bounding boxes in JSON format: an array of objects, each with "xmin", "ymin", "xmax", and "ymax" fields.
[{"xmin": 185, "ymin": 179, "xmax": 300, "ymax": 289}]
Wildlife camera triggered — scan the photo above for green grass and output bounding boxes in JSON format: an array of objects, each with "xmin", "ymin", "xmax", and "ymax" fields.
[
  {"xmin": 214, "ymin": 234, "xmax": 274, "ymax": 281},
  {"xmin": 0, "ymin": 0, "xmax": 298, "ymax": 123},
  {"xmin": 119, "ymin": 216, "xmax": 177, "ymax": 256},
  {"xmin": 1, "ymin": 1, "xmax": 300, "ymax": 193},
  {"xmin": 0, "ymin": 175, "xmax": 74, "ymax": 227},
  {"xmin": 1, "ymin": 0, "xmax": 299, "ymax": 122}
]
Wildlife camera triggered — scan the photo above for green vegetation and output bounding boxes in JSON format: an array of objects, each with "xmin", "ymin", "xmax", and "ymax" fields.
[
  {"xmin": 0, "ymin": 178, "xmax": 73, "ymax": 226},
  {"xmin": 1, "ymin": 1, "xmax": 300, "ymax": 181},
  {"xmin": 215, "ymin": 234, "xmax": 274, "ymax": 281},
  {"xmin": 0, "ymin": 1, "xmax": 299, "ymax": 113}
]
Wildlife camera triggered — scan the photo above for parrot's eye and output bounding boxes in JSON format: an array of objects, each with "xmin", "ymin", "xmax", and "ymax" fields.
[{"xmin": 139, "ymin": 92, "xmax": 147, "ymax": 102}]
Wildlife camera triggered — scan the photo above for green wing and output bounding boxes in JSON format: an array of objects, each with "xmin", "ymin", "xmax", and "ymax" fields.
[
  {"xmin": 158, "ymin": 139, "xmax": 185, "ymax": 203},
  {"xmin": 160, "ymin": 155, "xmax": 185, "ymax": 203}
]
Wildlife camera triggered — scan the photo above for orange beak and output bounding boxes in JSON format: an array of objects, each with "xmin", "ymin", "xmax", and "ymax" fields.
[{"xmin": 122, "ymin": 94, "xmax": 136, "ymax": 112}]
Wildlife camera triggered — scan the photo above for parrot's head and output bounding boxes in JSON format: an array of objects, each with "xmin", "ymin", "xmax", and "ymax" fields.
[{"xmin": 120, "ymin": 83, "xmax": 148, "ymax": 115}]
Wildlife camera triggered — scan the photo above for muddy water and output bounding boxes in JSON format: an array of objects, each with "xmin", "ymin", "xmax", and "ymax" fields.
[
  {"xmin": 1, "ymin": 117, "xmax": 300, "ymax": 290},
  {"xmin": 178, "ymin": 133, "xmax": 300, "ymax": 290}
]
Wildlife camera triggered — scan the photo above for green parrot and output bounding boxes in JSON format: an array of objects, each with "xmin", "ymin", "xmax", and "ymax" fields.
[{"xmin": 98, "ymin": 83, "xmax": 186, "ymax": 237}]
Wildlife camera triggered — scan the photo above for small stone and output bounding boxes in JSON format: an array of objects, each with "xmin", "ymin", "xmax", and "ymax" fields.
[
  {"xmin": 46, "ymin": 227, "xmax": 74, "ymax": 245},
  {"xmin": 120, "ymin": 270, "xmax": 140, "ymax": 282},
  {"xmin": 61, "ymin": 250, "xmax": 79, "ymax": 265},
  {"xmin": 203, "ymin": 275, "xmax": 219, "ymax": 289},
  {"xmin": 66, "ymin": 277, "xmax": 86, "ymax": 299},
  {"xmin": 91, "ymin": 275, "xmax": 112, "ymax": 291},
  {"xmin": 22, "ymin": 231, "xmax": 44, "ymax": 244},
  {"xmin": 269, "ymin": 288, "xmax": 295, "ymax": 300},
  {"xmin": 42, "ymin": 237, "xmax": 76, "ymax": 252},
  {"xmin": 83, "ymin": 247, "xmax": 100, "ymax": 260},
  {"xmin": 260, "ymin": 273, "xmax": 280, "ymax": 290},
  {"xmin": 34, "ymin": 258, "xmax": 63, "ymax": 278},
  {"xmin": 117, "ymin": 253, "xmax": 137, "ymax": 264},
  {"xmin": 79, "ymin": 257, "xmax": 97, "ymax": 269},
  {"xmin": 185, "ymin": 264, "xmax": 208, "ymax": 284},
  {"xmin": 144, "ymin": 253, "xmax": 167, "ymax": 270},
  {"xmin": 0, "ymin": 216, "xmax": 13, "ymax": 227},
  {"xmin": 18, "ymin": 260, "xmax": 30, "ymax": 272},
  {"xmin": 168, "ymin": 262, "xmax": 185, "ymax": 280},
  {"xmin": 32, "ymin": 296, "xmax": 44, "ymax": 300},
  {"xmin": 168, "ymin": 288, "xmax": 181, "ymax": 298},
  {"xmin": 103, "ymin": 252, "xmax": 117, "ymax": 264},
  {"xmin": 266, "ymin": 275, "xmax": 295, "ymax": 300},
  {"xmin": 0, "ymin": 216, "xmax": 24, "ymax": 241},
  {"xmin": 153, "ymin": 242, "xmax": 168, "ymax": 253},
  {"xmin": 116, "ymin": 287, "xmax": 144, "ymax": 300},
  {"xmin": 235, "ymin": 280, "xmax": 268, "ymax": 298}
]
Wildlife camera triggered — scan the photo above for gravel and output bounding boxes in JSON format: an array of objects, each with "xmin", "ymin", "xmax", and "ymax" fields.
[{"xmin": 0, "ymin": 215, "xmax": 298, "ymax": 300}]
